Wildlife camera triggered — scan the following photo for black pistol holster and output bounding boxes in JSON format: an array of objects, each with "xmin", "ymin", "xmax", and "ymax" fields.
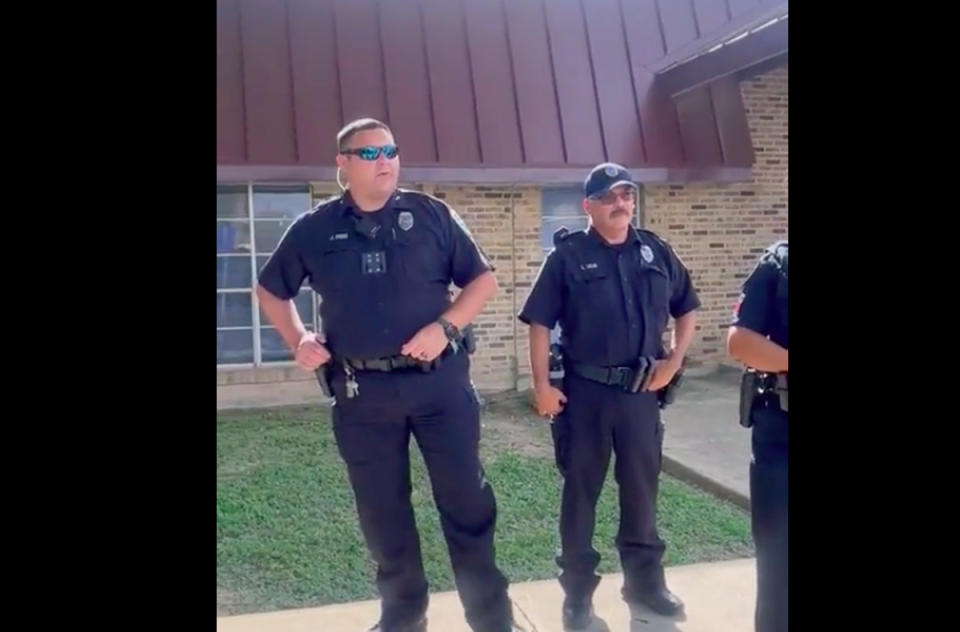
[
  {"xmin": 739, "ymin": 369, "xmax": 787, "ymax": 427},
  {"xmin": 314, "ymin": 365, "xmax": 333, "ymax": 397},
  {"xmin": 775, "ymin": 373, "xmax": 788, "ymax": 412},
  {"xmin": 738, "ymin": 369, "xmax": 763, "ymax": 427},
  {"xmin": 658, "ymin": 358, "xmax": 687, "ymax": 409},
  {"xmin": 548, "ymin": 343, "xmax": 565, "ymax": 389},
  {"xmin": 461, "ymin": 324, "xmax": 477, "ymax": 355}
]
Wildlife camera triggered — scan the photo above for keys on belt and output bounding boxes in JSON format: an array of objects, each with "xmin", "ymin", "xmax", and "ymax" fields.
[
  {"xmin": 337, "ymin": 348, "xmax": 454, "ymax": 399},
  {"xmin": 343, "ymin": 363, "xmax": 359, "ymax": 398}
]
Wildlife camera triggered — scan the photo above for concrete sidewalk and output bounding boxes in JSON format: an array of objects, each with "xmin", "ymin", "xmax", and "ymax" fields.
[
  {"xmin": 661, "ymin": 369, "xmax": 751, "ymax": 509},
  {"xmin": 216, "ymin": 559, "xmax": 756, "ymax": 632}
]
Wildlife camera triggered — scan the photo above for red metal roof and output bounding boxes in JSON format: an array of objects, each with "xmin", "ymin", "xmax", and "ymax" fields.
[{"xmin": 217, "ymin": 0, "xmax": 786, "ymax": 184}]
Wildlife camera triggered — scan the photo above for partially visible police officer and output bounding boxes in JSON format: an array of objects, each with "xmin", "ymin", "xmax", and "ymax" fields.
[
  {"xmin": 256, "ymin": 118, "xmax": 521, "ymax": 632},
  {"xmin": 518, "ymin": 163, "xmax": 701, "ymax": 629},
  {"xmin": 727, "ymin": 241, "xmax": 788, "ymax": 632}
]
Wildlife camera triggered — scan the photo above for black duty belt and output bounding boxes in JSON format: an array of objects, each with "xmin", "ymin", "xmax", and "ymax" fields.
[
  {"xmin": 344, "ymin": 346, "xmax": 455, "ymax": 373},
  {"xmin": 569, "ymin": 363, "xmax": 635, "ymax": 388},
  {"xmin": 568, "ymin": 357, "xmax": 657, "ymax": 393},
  {"xmin": 755, "ymin": 371, "xmax": 787, "ymax": 391}
]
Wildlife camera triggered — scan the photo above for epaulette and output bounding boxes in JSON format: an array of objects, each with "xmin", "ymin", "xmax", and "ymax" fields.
[
  {"xmin": 762, "ymin": 240, "xmax": 788, "ymax": 276},
  {"xmin": 553, "ymin": 227, "xmax": 589, "ymax": 248},
  {"xmin": 553, "ymin": 226, "xmax": 570, "ymax": 246},
  {"xmin": 402, "ymin": 188, "xmax": 445, "ymax": 209},
  {"xmin": 767, "ymin": 240, "xmax": 788, "ymax": 257},
  {"xmin": 635, "ymin": 227, "xmax": 671, "ymax": 250},
  {"xmin": 762, "ymin": 240, "xmax": 787, "ymax": 262},
  {"xmin": 311, "ymin": 194, "xmax": 343, "ymax": 213}
]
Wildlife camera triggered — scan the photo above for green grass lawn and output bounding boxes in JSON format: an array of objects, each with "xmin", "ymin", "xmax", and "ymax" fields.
[{"xmin": 217, "ymin": 403, "xmax": 753, "ymax": 615}]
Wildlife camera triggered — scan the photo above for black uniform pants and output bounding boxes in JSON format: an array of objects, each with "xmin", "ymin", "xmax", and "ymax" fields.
[
  {"xmin": 750, "ymin": 403, "xmax": 788, "ymax": 632},
  {"xmin": 550, "ymin": 374, "xmax": 666, "ymax": 601},
  {"xmin": 330, "ymin": 359, "xmax": 512, "ymax": 632}
]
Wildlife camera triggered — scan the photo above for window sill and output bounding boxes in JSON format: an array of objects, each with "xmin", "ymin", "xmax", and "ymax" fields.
[{"xmin": 216, "ymin": 364, "xmax": 313, "ymax": 386}]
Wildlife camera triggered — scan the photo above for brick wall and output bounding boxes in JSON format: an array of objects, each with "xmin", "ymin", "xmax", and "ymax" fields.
[
  {"xmin": 643, "ymin": 66, "xmax": 788, "ymax": 367},
  {"xmin": 218, "ymin": 66, "xmax": 787, "ymax": 401}
]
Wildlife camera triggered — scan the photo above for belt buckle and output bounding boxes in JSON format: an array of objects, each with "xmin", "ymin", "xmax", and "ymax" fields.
[{"xmin": 610, "ymin": 367, "xmax": 630, "ymax": 387}]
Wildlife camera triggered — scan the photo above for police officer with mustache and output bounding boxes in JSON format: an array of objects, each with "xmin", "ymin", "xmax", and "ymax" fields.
[{"xmin": 518, "ymin": 163, "xmax": 701, "ymax": 629}]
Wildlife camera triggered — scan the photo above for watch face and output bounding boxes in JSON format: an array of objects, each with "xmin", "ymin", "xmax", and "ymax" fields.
[{"xmin": 439, "ymin": 320, "xmax": 457, "ymax": 339}]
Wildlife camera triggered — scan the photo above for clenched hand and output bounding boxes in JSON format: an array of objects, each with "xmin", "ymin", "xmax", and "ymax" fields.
[
  {"xmin": 533, "ymin": 384, "xmax": 567, "ymax": 418},
  {"xmin": 401, "ymin": 322, "xmax": 448, "ymax": 362},
  {"xmin": 644, "ymin": 356, "xmax": 681, "ymax": 392},
  {"xmin": 296, "ymin": 332, "xmax": 331, "ymax": 371}
]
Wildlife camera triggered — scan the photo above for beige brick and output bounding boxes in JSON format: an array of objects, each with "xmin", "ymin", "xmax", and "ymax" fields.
[{"xmin": 644, "ymin": 66, "xmax": 788, "ymax": 369}]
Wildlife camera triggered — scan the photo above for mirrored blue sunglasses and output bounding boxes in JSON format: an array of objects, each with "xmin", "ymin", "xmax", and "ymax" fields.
[{"xmin": 342, "ymin": 144, "xmax": 399, "ymax": 161}]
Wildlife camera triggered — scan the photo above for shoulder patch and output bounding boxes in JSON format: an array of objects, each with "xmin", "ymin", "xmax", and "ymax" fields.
[{"xmin": 732, "ymin": 293, "xmax": 744, "ymax": 316}]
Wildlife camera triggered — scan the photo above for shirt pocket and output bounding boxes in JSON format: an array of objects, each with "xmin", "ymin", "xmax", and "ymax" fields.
[
  {"xmin": 640, "ymin": 265, "xmax": 671, "ymax": 333},
  {"xmin": 307, "ymin": 241, "xmax": 361, "ymax": 293},
  {"xmin": 394, "ymin": 228, "xmax": 447, "ymax": 284},
  {"xmin": 570, "ymin": 263, "xmax": 618, "ymax": 313}
]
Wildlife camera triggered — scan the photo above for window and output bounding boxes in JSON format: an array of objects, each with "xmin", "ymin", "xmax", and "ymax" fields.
[
  {"xmin": 539, "ymin": 185, "xmax": 643, "ymax": 343},
  {"xmin": 216, "ymin": 184, "xmax": 318, "ymax": 366}
]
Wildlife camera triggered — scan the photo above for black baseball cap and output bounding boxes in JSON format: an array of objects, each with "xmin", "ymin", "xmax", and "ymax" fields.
[{"xmin": 584, "ymin": 162, "xmax": 637, "ymax": 199}]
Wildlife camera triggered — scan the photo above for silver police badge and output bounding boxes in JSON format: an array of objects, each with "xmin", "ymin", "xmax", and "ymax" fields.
[
  {"xmin": 398, "ymin": 211, "xmax": 414, "ymax": 231},
  {"xmin": 604, "ymin": 165, "xmax": 619, "ymax": 177},
  {"xmin": 640, "ymin": 244, "xmax": 654, "ymax": 263}
]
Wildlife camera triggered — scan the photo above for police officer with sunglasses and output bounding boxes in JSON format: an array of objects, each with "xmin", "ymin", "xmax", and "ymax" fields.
[
  {"xmin": 518, "ymin": 164, "xmax": 700, "ymax": 629},
  {"xmin": 256, "ymin": 118, "xmax": 522, "ymax": 632}
]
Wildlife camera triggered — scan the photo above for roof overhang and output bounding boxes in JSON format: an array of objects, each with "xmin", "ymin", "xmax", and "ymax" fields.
[
  {"xmin": 737, "ymin": 51, "xmax": 788, "ymax": 82},
  {"xmin": 216, "ymin": 165, "xmax": 753, "ymax": 185},
  {"xmin": 658, "ymin": 12, "xmax": 788, "ymax": 98}
]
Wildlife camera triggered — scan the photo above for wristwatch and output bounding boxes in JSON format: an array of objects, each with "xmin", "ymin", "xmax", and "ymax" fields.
[{"xmin": 437, "ymin": 317, "xmax": 460, "ymax": 342}]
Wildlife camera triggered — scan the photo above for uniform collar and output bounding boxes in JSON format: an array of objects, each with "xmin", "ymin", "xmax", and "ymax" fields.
[
  {"xmin": 339, "ymin": 190, "xmax": 410, "ymax": 217},
  {"xmin": 585, "ymin": 225, "xmax": 640, "ymax": 249}
]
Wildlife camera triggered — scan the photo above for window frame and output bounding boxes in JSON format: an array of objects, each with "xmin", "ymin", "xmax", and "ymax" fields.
[{"xmin": 216, "ymin": 182, "xmax": 318, "ymax": 368}]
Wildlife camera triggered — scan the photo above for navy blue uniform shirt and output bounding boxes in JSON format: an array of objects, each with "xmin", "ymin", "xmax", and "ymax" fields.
[
  {"xmin": 732, "ymin": 241, "xmax": 788, "ymax": 349},
  {"xmin": 257, "ymin": 189, "xmax": 492, "ymax": 360},
  {"xmin": 518, "ymin": 227, "xmax": 700, "ymax": 366}
]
